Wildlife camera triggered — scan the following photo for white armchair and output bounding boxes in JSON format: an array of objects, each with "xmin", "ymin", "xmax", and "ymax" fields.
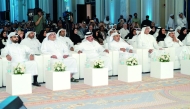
[{"xmin": 158, "ymin": 41, "xmax": 165, "ymax": 48}]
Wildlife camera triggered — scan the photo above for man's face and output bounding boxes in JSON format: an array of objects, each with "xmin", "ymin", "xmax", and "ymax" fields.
[
  {"xmin": 38, "ymin": 12, "xmax": 42, "ymax": 16},
  {"xmin": 169, "ymin": 32, "xmax": 175, "ymax": 38},
  {"xmin": 57, "ymin": 21, "xmax": 62, "ymax": 27},
  {"xmin": 89, "ymin": 25, "xmax": 93, "ymax": 30},
  {"xmin": 123, "ymin": 24, "xmax": 127, "ymax": 29},
  {"xmin": 144, "ymin": 27, "xmax": 150, "ymax": 34},
  {"xmin": 179, "ymin": 14, "xmax": 183, "ymax": 18},
  {"xmin": 86, "ymin": 36, "xmax": 94, "ymax": 42},
  {"xmin": 48, "ymin": 33, "xmax": 56, "ymax": 41},
  {"xmin": 11, "ymin": 36, "xmax": 19, "ymax": 43},
  {"xmin": 28, "ymin": 32, "xmax": 35, "ymax": 39},
  {"xmin": 134, "ymin": 13, "xmax": 137, "ymax": 17},
  {"xmin": 113, "ymin": 35, "xmax": 120, "ymax": 42},
  {"xmin": 60, "ymin": 30, "xmax": 66, "ymax": 37}
]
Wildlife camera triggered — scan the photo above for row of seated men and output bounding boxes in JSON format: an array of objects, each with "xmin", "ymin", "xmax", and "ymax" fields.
[{"xmin": 0, "ymin": 26, "xmax": 190, "ymax": 87}]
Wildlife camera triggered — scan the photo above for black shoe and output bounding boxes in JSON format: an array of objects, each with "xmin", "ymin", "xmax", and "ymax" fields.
[
  {"xmin": 32, "ymin": 82, "xmax": 41, "ymax": 87},
  {"xmin": 71, "ymin": 78, "xmax": 79, "ymax": 82}
]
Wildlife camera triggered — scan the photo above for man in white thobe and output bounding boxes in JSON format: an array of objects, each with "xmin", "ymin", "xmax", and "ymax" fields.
[
  {"xmin": 76, "ymin": 32, "xmax": 112, "ymax": 71},
  {"xmin": 56, "ymin": 29, "xmax": 74, "ymax": 51},
  {"xmin": 3, "ymin": 32, "xmax": 41, "ymax": 86},
  {"xmin": 20, "ymin": 31, "xmax": 41, "ymax": 54},
  {"xmin": 137, "ymin": 26, "xmax": 162, "ymax": 57},
  {"xmin": 119, "ymin": 23, "xmax": 129, "ymax": 39},
  {"xmin": 164, "ymin": 30, "xmax": 190, "ymax": 60},
  {"xmin": 109, "ymin": 32, "xmax": 138, "ymax": 61},
  {"xmin": 41, "ymin": 32, "xmax": 78, "ymax": 82},
  {"xmin": 167, "ymin": 14, "xmax": 175, "ymax": 29},
  {"xmin": 177, "ymin": 12, "xmax": 188, "ymax": 28}
]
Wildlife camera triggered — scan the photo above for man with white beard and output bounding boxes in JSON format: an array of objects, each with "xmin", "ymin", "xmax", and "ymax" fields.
[
  {"xmin": 109, "ymin": 32, "xmax": 138, "ymax": 61},
  {"xmin": 119, "ymin": 23, "xmax": 129, "ymax": 39},
  {"xmin": 137, "ymin": 26, "xmax": 162, "ymax": 57},
  {"xmin": 177, "ymin": 12, "xmax": 188, "ymax": 28},
  {"xmin": 3, "ymin": 32, "xmax": 41, "ymax": 86},
  {"xmin": 56, "ymin": 29, "xmax": 74, "ymax": 51},
  {"xmin": 41, "ymin": 32, "xmax": 78, "ymax": 82},
  {"xmin": 20, "ymin": 31, "xmax": 41, "ymax": 54},
  {"xmin": 76, "ymin": 32, "xmax": 112, "ymax": 71}
]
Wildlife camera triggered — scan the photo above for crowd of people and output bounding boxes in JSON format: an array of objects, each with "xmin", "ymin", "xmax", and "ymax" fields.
[{"xmin": 0, "ymin": 9, "xmax": 190, "ymax": 86}]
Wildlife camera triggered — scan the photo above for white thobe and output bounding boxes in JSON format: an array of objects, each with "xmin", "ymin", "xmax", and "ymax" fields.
[
  {"xmin": 137, "ymin": 34, "xmax": 161, "ymax": 49},
  {"xmin": 20, "ymin": 38, "xmax": 41, "ymax": 54},
  {"xmin": 137, "ymin": 34, "xmax": 161, "ymax": 57},
  {"xmin": 177, "ymin": 17, "xmax": 187, "ymax": 28},
  {"xmin": 41, "ymin": 40, "xmax": 77, "ymax": 73},
  {"xmin": 167, "ymin": 17, "xmax": 175, "ymax": 29},
  {"xmin": 3, "ymin": 43, "xmax": 38, "ymax": 76},
  {"xmin": 164, "ymin": 36, "xmax": 189, "ymax": 60},
  {"xmin": 76, "ymin": 40, "xmax": 112, "ymax": 71},
  {"xmin": 164, "ymin": 37, "xmax": 183, "ymax": 48},
  {"xmin": 59, "ymin": 36, "xmax": 74, "ymax": 49},
  {"xmin": 183, "ymin": 33, "xmax": 190, "ymax": 46},
  {"xmin": 2, "ymin": 40, "xmax": 7, "ymax": 46},
  {"xmin": 109, "ymin": 40, "xmax": 138, "ymax": 60},
  {"xmin": 119, "ymin": 28, "xmax": 129, "ymax": 39}
]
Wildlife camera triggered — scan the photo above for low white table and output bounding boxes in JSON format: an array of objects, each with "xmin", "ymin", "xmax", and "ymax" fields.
[
  {"xmin": 84, "ymin": 68, "xmax": 108, "ymax": 86},
  {"xmin": 46, "ymin": 71, "xmax": 71, "ymax": 91},
  {"xmin": 181, "ymin": 60, "xmax": 190, "ymax": 75},
  {"xmin": 6, "ymin": 73, "xmax": 32, "ymax": 95},
  {"xmin": 151, "ymin": 62, "xmax": 173, "ymax": 79},
  {"xmin": 118, "ymin": 65, "xmax": 142, "ymax": 82}
]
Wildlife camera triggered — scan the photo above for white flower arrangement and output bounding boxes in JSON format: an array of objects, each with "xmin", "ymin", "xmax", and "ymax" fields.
[
  {"xmin": 53, "ymin": 62, "xmax": 66, "ymax": 72},
  {"xmin": 93, "ymin": 59, "xmax": 104, "ymax": 68},
  {"xmin": 13, "ymin": 63, "xmax": 25, "ymax": 75},
  {"xmin": 159, "ymin": 54, "xmax": 170, "ymax": 62},
  {"xmin": 126, "ymin": 57, "xmax": 138, "ymax": 66}
]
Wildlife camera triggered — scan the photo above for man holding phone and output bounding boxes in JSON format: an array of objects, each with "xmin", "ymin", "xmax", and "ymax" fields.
[{"xmin": 33, "ymin": 8, "xmax": 45, "ymax": 36}]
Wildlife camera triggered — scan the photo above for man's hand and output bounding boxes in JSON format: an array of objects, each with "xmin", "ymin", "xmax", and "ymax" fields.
[
  {"xmin": 129, "ymin": 49, "xmax": 133, "ymax": 53},
  {"xmin": 148, "ymin": 49, "xmax": 153, "ymax": 53},
  {"xmin": 6, "ymin": 55, "xmax": 12, "ymax": 61},
  {"xmin": 70, "ymin": 47, "xmax": 74, "ymax": 51},
  {"xmin": 51, "ymin": 55, "xmax": 57, "ymax": 59},
  {"xmin": 120, "ymin": 48, "xmax": 126, "ymax": 52},
  {"xmin": 30, "ymin": 55, "xmax": 34, "ymax": 60},
  {"xmin": 159, "ymin": 48, "xmax": 163, "ymax": 50},
  {"xmin": 104, "ymin": 49, "xmax": 109, "ymax": 53},
  {"xmin": 63, "ymin": 55, "xmax": 69, "ymax": 59},
  {"xmin": 78, "ymin": 50, "xmax": 82, "ymax": 54}
]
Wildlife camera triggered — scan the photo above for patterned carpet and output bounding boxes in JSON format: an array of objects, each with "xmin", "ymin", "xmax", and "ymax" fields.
[{"xmin": 0, "ymin": 72, "xmax": 190, "ymax": 109}]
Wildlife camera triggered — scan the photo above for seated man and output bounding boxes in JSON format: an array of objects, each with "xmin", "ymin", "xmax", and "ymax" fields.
[
  {"xmin": 164, "ymin": 29, "xmax": 184, "ymax": 47},
  {"xmin": 3, "ymin": 32, "xmax": 41, "ymax": 86},
  {"xmin": 56, "ymin": 29, "xmax": 74, "ymax": 51},
  {"xmin": 41, "ymin": 32, "xmax": 78, "ymax": 82},
  {"xmin": 76, "ymin": 32, "xmax": 112, "ymax": 71},
  {"xmin": 109, "ymin": 32, "xmax": 138, "ymax": 61},
  {"xmin": 20, "ymin": 31, "xmax": 41, "ymax": 54},
  {"xmin": 164, "ymin": 29, "xmax": 190, "ymax": 59},
  {"xmin": 137, "ymin": 26, "xmax": 162, "ymax": 57}
]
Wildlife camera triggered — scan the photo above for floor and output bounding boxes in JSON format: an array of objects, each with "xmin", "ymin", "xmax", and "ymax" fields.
[{"xmin": 0, "ymin": 71, "xmax": 190, "ymax": 109}]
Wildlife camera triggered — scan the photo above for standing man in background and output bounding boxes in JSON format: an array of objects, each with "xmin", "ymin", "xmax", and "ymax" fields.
[
  {"xmin": 132, "ymin": 13, "xmax": 141, "ymax": 27},
  {"xmin": 33, "ymin": 8, "xmax": 45, "ymax": 36}
]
